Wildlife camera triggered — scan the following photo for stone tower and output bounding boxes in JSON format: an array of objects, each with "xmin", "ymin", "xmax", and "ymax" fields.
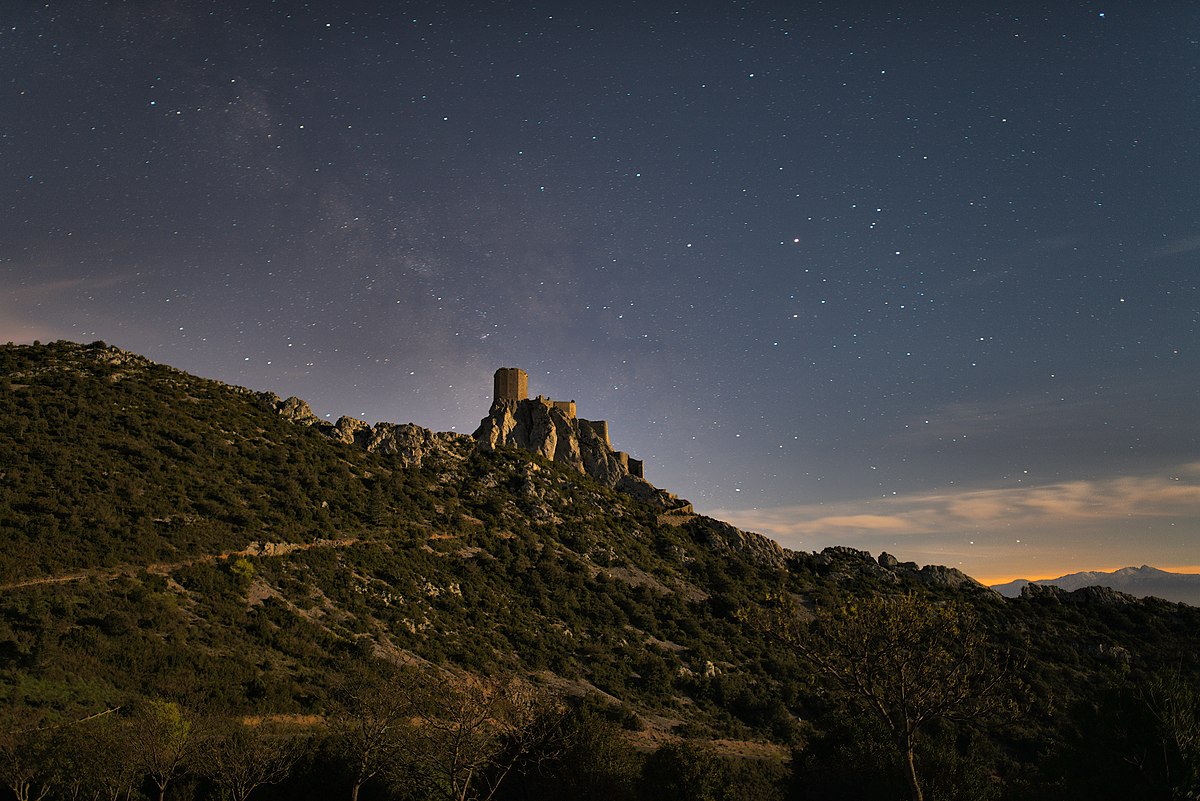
[{"xmin": 493, "ymin": 367, "xmax": 529, "ymax": 403}]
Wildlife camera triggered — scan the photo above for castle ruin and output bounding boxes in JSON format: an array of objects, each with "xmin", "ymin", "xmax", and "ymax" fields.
[
  {"xmin": 480, "ymin": 367, "xmax": 643, "ymax": 480},
  {"xmin": 493, "ymin": 367, "xmax": 528, "ymax": 404}
]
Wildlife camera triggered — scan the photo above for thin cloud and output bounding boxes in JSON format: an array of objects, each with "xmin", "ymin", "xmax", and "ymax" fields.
[
  {"xmin": 715, "ymin": 469, "xmax": 1200, "ymax": 542},
  {"xmin": 1154, "ymin": 234, "xmax": 1200, "ymax": 258}
]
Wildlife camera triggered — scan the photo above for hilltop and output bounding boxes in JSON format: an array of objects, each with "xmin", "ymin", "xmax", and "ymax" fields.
[{"xmin": 3, "ymin": 340, "xmax": 1200, "ymax": 800}]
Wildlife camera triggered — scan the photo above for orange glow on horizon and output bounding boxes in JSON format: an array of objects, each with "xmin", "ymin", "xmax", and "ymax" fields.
[{"xmin": 977, "ymin": 564, "xmax": 1200, "ymax": 587}]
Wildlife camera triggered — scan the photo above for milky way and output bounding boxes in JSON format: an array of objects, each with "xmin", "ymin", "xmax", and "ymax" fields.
[{"xmin": 3, "ymin": 3, "xmax": 1198, "ymax": 581}]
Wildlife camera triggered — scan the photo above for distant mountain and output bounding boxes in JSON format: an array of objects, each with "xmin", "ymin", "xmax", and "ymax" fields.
[{"xmin": 992, "ymin": 565, "xmax": 1200, "ymax": 605}]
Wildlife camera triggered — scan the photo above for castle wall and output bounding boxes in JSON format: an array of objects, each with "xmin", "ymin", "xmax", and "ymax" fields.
[
  {"xmin": 579, "ymin": 419, "xmax": 610, "ymax": 446},
  {"xmin": 628, "ymin": 458, "xmax": 644, "ymax": 479},
  {"xmin": 552, "ymin": 400, "xmax": 577, "ymax": 418},
  {"xmin": 493, "ymin": 368, "xmax": 528, "ymax": 403}
]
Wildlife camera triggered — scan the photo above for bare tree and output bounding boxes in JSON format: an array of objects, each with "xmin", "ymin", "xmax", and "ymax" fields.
[
  {"xmin": 85, "ymin": 713, "xmax": 143, "ymax": 801},
  {"xmin": 126, "ymin": 698, "xmax": 198, "ymax": 801},
  {"xmin": 1139, "ymin": 670, "xmax": 1200, "ymax": 797},
  {"xmin": 326, "ymin": 664, "xmax": 420, "ymax": 801},
  {"xmin": 763, "ymin": 593, "xmax": 1017, "ymax": 801},
  {"xmin": 199, "ymin": 719, "xmax": 308, "ymax": 801},
  {"xmin": 403, "ymin": 673, "xmax": 562, "ymax": 801},
  {"xmin": 0, "ymin": 727, "xmax": 54, "ymax": 801},
  {"xmin": 0, "ymin": 706, "xmax": 57, "ymax": 801}
]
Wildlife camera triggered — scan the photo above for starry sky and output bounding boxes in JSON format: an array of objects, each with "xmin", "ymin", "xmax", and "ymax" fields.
[{"xmin": 3, "ymin": 2, "xmax": 1198, "ymax": 583}]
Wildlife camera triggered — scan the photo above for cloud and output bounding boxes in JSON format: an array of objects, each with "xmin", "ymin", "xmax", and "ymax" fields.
[
  {"xmin": 1154, "ymin": 234, "xmax": 1200, "ymax": 258},
  {"xmin": 714, "ymin": 469, "xmax": 1200, "ymax": 544},
  {"xmin": 806, "ymin": 514, "xmax": 922, "ymax": 532}
]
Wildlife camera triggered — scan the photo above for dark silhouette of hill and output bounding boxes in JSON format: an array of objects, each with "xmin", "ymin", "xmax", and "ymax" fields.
[{"xmin": 3, "ymin": 340, "xmax": 1200, "ymax": 800}]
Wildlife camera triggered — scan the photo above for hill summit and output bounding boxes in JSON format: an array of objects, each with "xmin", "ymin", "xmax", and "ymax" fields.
[{"xmin": 472, "ymin": 366, "xmax": 692, "ymax": 513}]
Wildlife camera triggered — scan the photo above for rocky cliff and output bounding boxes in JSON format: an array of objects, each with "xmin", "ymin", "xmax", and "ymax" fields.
[
  {"xmin": 473, "ymin": 398, "xmax": 691, "ymax": 512},
  {"xmin": 473, "ymin": 398, "xmax": 627, "ymax": 485}
]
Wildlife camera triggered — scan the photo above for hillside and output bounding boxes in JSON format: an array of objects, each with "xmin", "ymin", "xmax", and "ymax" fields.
[{"xmin": 3, "ymin": 341, "xmax": 1200, "ymax": 801}]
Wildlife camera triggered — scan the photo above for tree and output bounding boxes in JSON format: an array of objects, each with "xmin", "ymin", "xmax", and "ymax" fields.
[
  {"xmin": 636, "ymin": 741, "xmax": 724, "ymax": 801},
  {"xmin": 498, "ymin": 700, "xmax": 638, "ymax": 801},
  {"xmin": 765, "ymin": 593, "xmax": 1016, "ymax": 801},
  {"xmin": 1141, "ymin": 670, "xmax": 1200, "ymax": 798},
  {"xmin": 326, "ymin": 664, "xmax": 420, "ymax": 801},
  {"xmin": 0, "ymin": 704, "xmax": 63, "ymax": 801},
  {"xmin": 403, "ymin": 673, "xmax": 562, "ymax": 801},
  {"xmin": 199, "ymin": 719, "xmax": 308, "ymax": 801},
  {"xmin": 83, "ymin": 713, "xmax": 143, "ymax": 801},
  {"xmin": 0, "ymin": 724, "xmax": 54, "ymax": 801},
  {"xmin": 127, "ymin": 698, "xmax": 198, "ymax": 801}
]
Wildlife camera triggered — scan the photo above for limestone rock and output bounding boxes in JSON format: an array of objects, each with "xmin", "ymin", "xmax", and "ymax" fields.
[
  {"xmin": 329, "ymin": 416, "xmax": 372, "ymax": 446},
  {"xmin": 614, "ymin": 475, "xmax": 691, "ymax": 512},
  {"xmin": 361, "ymin": 422, "xmax": 469, "ymax": 469},
  {"xmin": 475, "ymin": 399, "xmax": 620, "ymax": 486},
  {"xmin": 916, "ymin": 563, "xmax": 991, "ymax": 592},
  {"xmin": 688, "ymin": 516, "xmax": 786, "ymax": 569},
  {"xmin": 259, "ymin": 393, "xmax": 321, "ymax": 425},
  {"xmin": 875, "ymin": 551, "xmax": 996, "ymax": 594},
  {"xmin": 312, "ymin": 415, "xmax": 471, "ymax": 469}
]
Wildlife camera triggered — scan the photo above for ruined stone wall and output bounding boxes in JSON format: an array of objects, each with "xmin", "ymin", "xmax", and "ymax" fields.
[
  {"xmin": 579, "ymin": 419, "xmax": 610, "ymax": 447},
  {"xmin": 493, "ymin": 368, "xmax": 528, "ymax": 403},
  {"xmin": 628, "ymin": 458, "xmax": 644, "ymax": 479},
  {"xmin": 552, "ymin": 400, "xmax": 577, "ymax": 418}
]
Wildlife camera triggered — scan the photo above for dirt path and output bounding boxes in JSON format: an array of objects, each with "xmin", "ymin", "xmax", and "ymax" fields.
[{"xmin": 0, "ymin": 536, "xmax": 363, "ymax": 592}]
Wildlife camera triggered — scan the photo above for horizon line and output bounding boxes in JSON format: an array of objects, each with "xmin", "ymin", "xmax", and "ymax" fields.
[{"xmin": 979, "ymin": 564, "xmax": 1200, "ymax": 586}]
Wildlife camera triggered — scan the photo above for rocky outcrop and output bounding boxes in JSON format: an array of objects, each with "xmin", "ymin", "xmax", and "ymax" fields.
[
  {"xmin": 86, "ymin": 343, "xmax": 156, "ymax": 370},
  {"xmin": 359, "ymin": 422, "xmax": 469, "ymax": 469},
  {"xmin": 916, "ymin": 564, "xmax": 989, "ymax": 591},
  {"xmin": 474, "ymin": 399, "xmax": 626, "ymax": 487},
  {"xmin": 328, "ymin": 415, "xmax": 372, "ymax": 445},
  {"xmin": 259, "ymin": 393, "xmax": 321, "ymax": 425},
  {"xmin": 257, "ymin": 392, "xmax": 470, "ymax": 470},
  {"xmin": 324, "ymin": 416, "xmax": 471, "ymax": 468},
  {"xmin": 688, "ymin": 516, "xmax": 787, "ymax": 570},
  {"xmin": 615, "ymin": 475, "xmax": 692, "ymax": 513},
  {"xmin": 876, "ymin": 551, "xmax": 995, "ymax": 593}
]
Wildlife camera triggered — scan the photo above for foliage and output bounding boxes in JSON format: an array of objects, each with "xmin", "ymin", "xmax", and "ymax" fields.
[
  {"xmin": 765, "ymin": 593, "xmax": 1018, "ymax": 801},
  {"xmin": 3, "ymin": 342, "xmax": 1200, "ymax": 798},
  {"xmin": 128, "ymin": 698, "xmax": 199, "ymax": 801}
]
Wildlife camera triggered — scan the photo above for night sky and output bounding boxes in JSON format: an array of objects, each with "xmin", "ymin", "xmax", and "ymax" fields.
[{"xmin": 4, "ymin": 2, "xmax": 1198, "ymax": 583}]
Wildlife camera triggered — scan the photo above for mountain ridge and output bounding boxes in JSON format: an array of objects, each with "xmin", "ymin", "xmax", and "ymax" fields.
[{"xmin": 992, "ymin": 565, "xmax": 1200, "ymax": 605}]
